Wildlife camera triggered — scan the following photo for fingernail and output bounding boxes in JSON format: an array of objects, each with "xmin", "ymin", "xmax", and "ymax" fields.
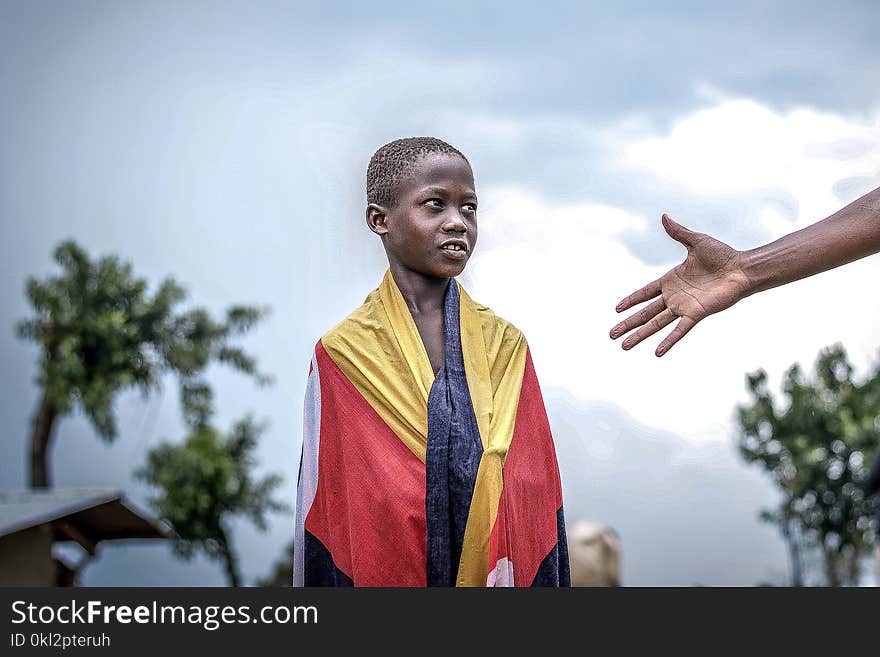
[
  {"xmin": 656, "ymin": 346, "xmax": 665, "ymax": 357},
  {"xmin": 615, "ymin": 302, "xmax": 624, "ymax": 312},
  {"xmin": 610, "ymin": 326, "xmax": 621, "ymax": 338}
]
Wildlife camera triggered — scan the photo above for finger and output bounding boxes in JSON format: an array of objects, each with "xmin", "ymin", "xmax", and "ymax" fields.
[
  {"xmin": 615, "ymin": 278, "xmax": 661, "ymax": 313},
  {"xmin": 610, "ymin": 298, "xmax": 666, "ymax": 339},
  {"xmin": 662, "ymin": 214, "xmax": 700, "ymax": 249},
  {"xmin": 655, "ymin": 316, "xmax": 698, "ymax": 357},
  {"xmin": 621, "ymin": 308, "xmax": 677, "ymax": 350}
]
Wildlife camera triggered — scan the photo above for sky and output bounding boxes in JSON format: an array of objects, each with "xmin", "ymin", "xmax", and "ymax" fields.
[{"xmin": 1, "ymin": 0, "xmax": 879, "ymax": 586}]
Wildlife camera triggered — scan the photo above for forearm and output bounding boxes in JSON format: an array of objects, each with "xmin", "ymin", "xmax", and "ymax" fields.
[{"xmin": 740, "ymin": 186, "xmax": 880, "ymax": 296}]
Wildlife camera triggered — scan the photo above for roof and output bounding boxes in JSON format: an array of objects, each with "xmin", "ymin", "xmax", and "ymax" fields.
[{"xmin": 0, "ymin": 488, "xmax": 169, "ymax": 551}]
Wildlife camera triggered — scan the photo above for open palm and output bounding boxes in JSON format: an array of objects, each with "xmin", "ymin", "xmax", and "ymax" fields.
[{"xmin": 610, "ymin": 215, "xmax": 752, "ymax": 356}]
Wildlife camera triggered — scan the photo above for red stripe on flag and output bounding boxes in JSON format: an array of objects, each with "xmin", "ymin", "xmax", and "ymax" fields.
[
  {"xmin": 304, "ymin": 341, "xmax": 427, "ymax": 586},
  {"xmin": 489, "ymin": 349, "xmax": 564, "ymax": 585}
]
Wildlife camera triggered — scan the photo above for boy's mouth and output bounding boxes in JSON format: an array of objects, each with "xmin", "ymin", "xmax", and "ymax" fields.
[{"xmin": 439, "ymin": 240, "xmax": 469, "ymax": 258}]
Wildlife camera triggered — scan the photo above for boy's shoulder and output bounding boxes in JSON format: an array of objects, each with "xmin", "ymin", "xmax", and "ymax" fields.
[
  {"xmin": 318, "ymin": 287, "xmax": 385, "ymax": 347},
  {"xmin": 457, "ymin": 285, "xmax": 526, "ymax": 347}
]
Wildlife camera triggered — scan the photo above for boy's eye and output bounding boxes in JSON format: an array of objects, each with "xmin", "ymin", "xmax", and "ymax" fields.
[
  {"xmin": 462, "ymin": 204, "xmax": 477, "ymax": 214},
  {"xmin": 425, "ymin": 198, "xmax": 443, "ymax": 208}
]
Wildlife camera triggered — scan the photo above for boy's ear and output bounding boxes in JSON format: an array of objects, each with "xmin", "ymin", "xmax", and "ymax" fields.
[{"xmin": 366, "ymin": 203, "xmax": 389, "ymax": 236}]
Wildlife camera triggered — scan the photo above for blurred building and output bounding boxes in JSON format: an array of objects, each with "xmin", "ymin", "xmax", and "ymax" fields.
[
  {"xmin": 568, "ymin": 520, "xmax": 622, "ymax": 587},
  {"xmin": 0, "ymin": 488, "xmax": 168, "ymax": 586}
]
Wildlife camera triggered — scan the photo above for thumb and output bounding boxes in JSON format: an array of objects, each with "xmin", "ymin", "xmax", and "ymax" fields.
[{"xmin": 662, "ymin": 213, "xmax": 699, "ymax": 248}]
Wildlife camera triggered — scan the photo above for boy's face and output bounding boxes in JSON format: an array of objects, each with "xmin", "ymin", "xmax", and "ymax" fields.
[{"xmin": 368, "ymin": 153, "xmax": 478, "ymax": 279}]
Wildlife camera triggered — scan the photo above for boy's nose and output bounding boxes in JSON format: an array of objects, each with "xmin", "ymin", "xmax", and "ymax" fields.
[{"xmin": 442, "ymin": 212, "xmax": 468, "ymax": 232}]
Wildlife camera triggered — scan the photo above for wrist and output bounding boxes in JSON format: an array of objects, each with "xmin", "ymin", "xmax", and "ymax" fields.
[{"xmin": 738, "ymin": 247, "xmax": 773, "ymax": 297}]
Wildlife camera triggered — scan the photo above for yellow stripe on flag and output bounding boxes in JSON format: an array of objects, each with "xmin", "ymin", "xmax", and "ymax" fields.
[{"xmin": 321, "ymin": 270, "xmax": 434, "ymax": 462}]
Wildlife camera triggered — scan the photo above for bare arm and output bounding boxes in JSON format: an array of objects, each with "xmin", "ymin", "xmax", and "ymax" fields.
[
  {"xmin": 610, "ymin": 186, "xmax": 880, "ymax": 356},
  {"xmin": 741, "ymin": 186, "xmax": 880, "ymax": 294}
]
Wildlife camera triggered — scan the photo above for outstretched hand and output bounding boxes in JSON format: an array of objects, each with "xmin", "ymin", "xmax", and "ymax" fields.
[{"xmin": 610, "ymin": 214, "xmax": 753, "ymax": 356}]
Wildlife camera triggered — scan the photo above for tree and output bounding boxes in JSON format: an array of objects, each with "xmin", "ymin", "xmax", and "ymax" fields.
[
  {"xmin": 256, "ymin": 540, "xmax": 293, "ymax": 587},
  {"xmin": 736, "ymin": 344, "xmax": 880, "ymax": 586},
  {"xmin": 136, "ymin": 416, "xmax": 288, "ymax": 587},
  {"xmin": 16, "ymin": 240, "xmax": 268, "ymax": 488}
]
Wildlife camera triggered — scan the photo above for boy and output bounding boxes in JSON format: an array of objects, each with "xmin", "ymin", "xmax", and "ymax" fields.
[{"xmin": 294, "ymin": 137, "xmax": 569, "ymax": 586}]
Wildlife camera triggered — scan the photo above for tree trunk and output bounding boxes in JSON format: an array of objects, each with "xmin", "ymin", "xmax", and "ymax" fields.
[
  {"xmin": 823, "ymin": 547, "xmax": 841, "ymax": 587},
  {"xmin": 844, "ymin": 546, "xmax": 861, "ymax": 587},
  {"xmin": 29, "ymin": 391, "xmax": 59, "ymax": 489},
  {"xmin": 217, "ymin": 526, "xmax": 241, "ymax": 587},
  {"xmin": 782, "ymin": 515, "xmax": 804, "ymax": 586}
]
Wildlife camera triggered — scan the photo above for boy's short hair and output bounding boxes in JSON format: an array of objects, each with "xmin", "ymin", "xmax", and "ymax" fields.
[{"xmin": 367, "ymin": 137, "xmax": 470, "ymax": 207}]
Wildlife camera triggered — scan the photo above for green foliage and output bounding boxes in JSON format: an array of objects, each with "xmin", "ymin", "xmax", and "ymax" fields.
[
  {"xmin": 17, "ymin": 240, "xmax": 283, "ymax": 581},
  {"xmin": 256, "ymin": 541, "xmax": 294, "ymax": 587},
  {"xmin": 17, "ymin": 240, "xmax": 269, "ymax": 440},
  {"xmin": 135, "ymin": 416, "xmax": 288, "ymax": 586},
  {"xmin": 736, "ymin": 343, "xmax": 880, "ymax": 586}
]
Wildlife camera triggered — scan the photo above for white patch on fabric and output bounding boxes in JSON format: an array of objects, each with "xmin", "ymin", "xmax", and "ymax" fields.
[
  {"xmin": 293, "ymin": 352, "xmax": 322, "ymax": 586},
  {"xmin": 486, "ymin": 557, "xmax": 515, "ymax": 587}
]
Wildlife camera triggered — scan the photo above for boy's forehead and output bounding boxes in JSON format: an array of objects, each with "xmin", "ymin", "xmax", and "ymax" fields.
[{"xmin": 404, "ymin": 153, "xmax": 475, "ymax": 191}]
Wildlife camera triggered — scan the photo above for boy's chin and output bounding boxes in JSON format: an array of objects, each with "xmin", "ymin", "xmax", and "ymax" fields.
[
  {"xmin": 431, "ymin": 261, "xmax": 468, "ymax": 278},
  {"xmin": 393, "ymin": 252, "xmax": 467, "ymax": 278},
  {"xmin": 394, "ymin": 254, "xmax": 470, "ymax": 280}
]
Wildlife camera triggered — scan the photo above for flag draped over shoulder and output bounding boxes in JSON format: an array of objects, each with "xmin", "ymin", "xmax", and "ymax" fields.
[{"xmin": 294, "ymin": 270, "xmax": 569, "ymax": 587}]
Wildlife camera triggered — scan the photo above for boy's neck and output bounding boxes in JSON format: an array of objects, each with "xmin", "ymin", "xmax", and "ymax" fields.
[{"xmin": 389, "ymin": 263, "xmax": 449, "ymax": 316}]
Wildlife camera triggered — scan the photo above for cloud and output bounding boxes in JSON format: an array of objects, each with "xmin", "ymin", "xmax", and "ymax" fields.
[
  {"xmin": 463, "ymin": 96, "xmax": 880, "ymax": 443},
  {"xmin": 547, "ymin": 392, "xmax": 788, "ymax": 586},
  {"xmin": 619, "ymin": 96, "xmax": 880, "ymax": 235}
]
